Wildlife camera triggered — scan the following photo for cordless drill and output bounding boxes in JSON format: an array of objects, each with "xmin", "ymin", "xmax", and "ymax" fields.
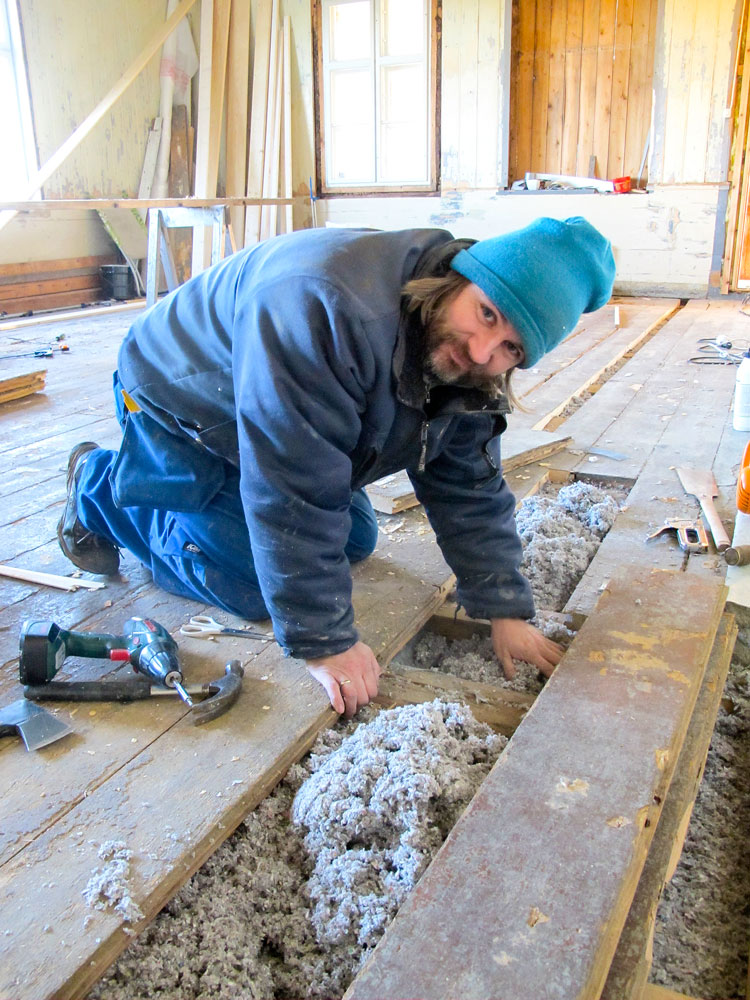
[{"xmin": 18, "ymin": 617, "xmax": 193, "ymax": 706}]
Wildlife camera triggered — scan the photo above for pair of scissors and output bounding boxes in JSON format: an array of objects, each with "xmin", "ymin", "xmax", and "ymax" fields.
[{"xmin": 180, "ymin": 615, "xmax": 273, "ymax": 641}]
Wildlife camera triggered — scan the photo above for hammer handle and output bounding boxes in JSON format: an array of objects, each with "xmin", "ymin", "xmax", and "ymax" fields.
[{"xmin": 24, "ymin": 678, "xmax": 153, "ymax": 702}]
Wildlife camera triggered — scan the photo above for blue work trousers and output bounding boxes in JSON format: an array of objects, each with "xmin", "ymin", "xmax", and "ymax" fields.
[{"xmin": 76, "ymin": 447, "xmax": 379, "ymax": 620}]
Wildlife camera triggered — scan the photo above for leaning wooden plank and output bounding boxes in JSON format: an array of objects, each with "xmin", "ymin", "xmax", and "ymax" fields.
[
  {"xmin": 225, "ymin": 0, "xmax": 252, "ymax": 244},
  {"xmin": 0, "ymin": 0, "xmax": 199, "ymax": 235},
  {"xmin": 191, "ymin": 0, "xmax": 215, "ymax": 275},
  {"xmin": 0, "ymin": 509, "xmax": 453, "ymax": 1000},
  {"xmin": 281, "ymin": 16, "xmax": 293, "ymax": 234},
  {"xmin": 244, "ymin": 0, "xmax": 276, "ymax": 245},
  {"xmin": 346, "ymin": 569, "xmax": 726, "ymax": 1000},
  {"xmin": 601, "ymin": 613, "xmax": 736, "ymax": 999},
  {"xmin": 205, "ymin": 0, "xmax": 231, "ymax": 200}
]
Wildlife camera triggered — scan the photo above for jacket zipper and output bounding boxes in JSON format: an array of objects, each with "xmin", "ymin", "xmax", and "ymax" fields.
[{"xmin": 419, "ymin": 420, "xmax": 430, "ymax": 472}]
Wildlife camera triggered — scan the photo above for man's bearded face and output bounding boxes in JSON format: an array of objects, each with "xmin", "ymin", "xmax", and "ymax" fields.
[{"xmin": 424, "ymin": 283, "xmax": 525, "ymax": 389}]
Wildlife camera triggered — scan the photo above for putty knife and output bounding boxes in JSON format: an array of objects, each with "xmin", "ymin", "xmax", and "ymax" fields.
[
  {"xmin": 0, "ymin": 699, "xmax": 73, "ymax": 751},
  {"xmin": 675, "ymin": 467, "xmax": 730, "ymax": 552}
]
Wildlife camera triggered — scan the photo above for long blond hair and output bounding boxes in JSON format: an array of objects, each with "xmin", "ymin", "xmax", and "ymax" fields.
[{"xmin": 402, "ymin": 271, "xmax": 521, "ymax": 408}]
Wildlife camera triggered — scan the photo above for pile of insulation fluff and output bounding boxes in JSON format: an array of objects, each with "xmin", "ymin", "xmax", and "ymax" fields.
[{"xmin": 88, "ymin": 700, "xmax": 504, "ymax": 1000}]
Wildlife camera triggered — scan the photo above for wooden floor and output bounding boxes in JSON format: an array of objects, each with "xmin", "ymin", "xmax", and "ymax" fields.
[{"xmin": 0, "ymin": 295, "xmax": 746, "ymax": 1000}]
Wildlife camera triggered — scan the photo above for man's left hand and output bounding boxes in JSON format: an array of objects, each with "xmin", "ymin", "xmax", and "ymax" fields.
[{"xmin": 491, "ymin": 618, "xmax": 562, "ymax": 680}]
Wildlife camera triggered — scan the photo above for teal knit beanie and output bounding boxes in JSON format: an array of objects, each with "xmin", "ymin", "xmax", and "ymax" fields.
[{"xmin": 450, "ymin": 216, "xmax": 615, "ymax": 369}]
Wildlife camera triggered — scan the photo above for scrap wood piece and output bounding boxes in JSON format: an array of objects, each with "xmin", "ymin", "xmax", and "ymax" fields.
[
  {"xmin": 0, "ymin": 369, "xmax": 46, "ymax": 404},
  {"xmin": 345, "ymin": 568, "xmax": 726, "ymax": 1000},
  {"xmin": 601, "ymin": 612, "xmax": 736, "ymax": 1000},
  {"xmin": 0, "ymin": 564, "xmax": 106, "ymax": 591}
]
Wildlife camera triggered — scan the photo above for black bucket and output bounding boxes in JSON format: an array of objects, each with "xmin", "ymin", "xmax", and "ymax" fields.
[{"xmin": 100, "ymin": 264, "xmax": 133, "ymax": 300}]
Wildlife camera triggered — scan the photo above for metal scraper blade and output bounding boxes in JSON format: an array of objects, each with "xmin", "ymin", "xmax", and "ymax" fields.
[{"xmin": 0, "ymin": 699, "xmax": 73, "ymax": 751}]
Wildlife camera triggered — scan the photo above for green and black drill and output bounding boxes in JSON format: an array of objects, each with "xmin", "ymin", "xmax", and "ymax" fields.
[{"xmin": 19, "ymin": 617, "xmax": 193, "ymax": 706}]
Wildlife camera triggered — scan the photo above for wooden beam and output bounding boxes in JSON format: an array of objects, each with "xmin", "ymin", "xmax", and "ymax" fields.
[
  {"xmin": 346, "ymin": 569, "xmax": 727, "ymax": 1000},
  {"xmin": 0, "ymin": 197, "xmax": 296, "ymax": 211},
  {"xmin": 0, "ymin": 0, "xmax": 199, "ymax": 235}
]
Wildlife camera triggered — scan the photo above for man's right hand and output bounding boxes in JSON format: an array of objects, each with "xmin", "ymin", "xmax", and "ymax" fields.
[{"xmin": 306, "ymin": 640, "xmax": 382, "ymax": 717}]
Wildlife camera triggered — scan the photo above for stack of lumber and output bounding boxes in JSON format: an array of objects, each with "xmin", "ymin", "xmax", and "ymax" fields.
[
  {"xmin": 0, "ymin": 369, "xmax": 46, "ymax": 405},
  {"xmin": 0, "ymin": 257, "xmax": 118, "ymax": 316}
]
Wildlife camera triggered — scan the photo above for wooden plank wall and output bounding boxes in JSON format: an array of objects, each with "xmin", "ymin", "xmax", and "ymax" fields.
[
  {"xmin": 0, "ymin": 256, "xmax": 118, "ymax": 317},
  {"xmin": 508, "ymin": 0, "xmax": 659, "ymax": 184},
  {"xmin": 652, "ymin": 0, "xmax": 740, "ymax": 184},
  {"xmin": 441, "ymin": 0, "xmax": 511, "ymax": 188}
]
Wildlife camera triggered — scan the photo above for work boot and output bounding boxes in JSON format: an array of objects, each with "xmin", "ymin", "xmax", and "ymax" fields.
[{"xmin": 57, "ymin": 441, "xmax": 120, "ymax": 576}]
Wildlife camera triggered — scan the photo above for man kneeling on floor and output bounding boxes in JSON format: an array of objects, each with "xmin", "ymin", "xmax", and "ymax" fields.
[{"xmin": 58, "ymin": 218, "xmax": 615, "ymax": 717}]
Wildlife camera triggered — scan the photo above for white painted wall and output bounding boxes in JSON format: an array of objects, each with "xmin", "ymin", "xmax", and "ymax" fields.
[{"xmin": 318, "ymin": 185, "xmax": 724, "ymax": 297}]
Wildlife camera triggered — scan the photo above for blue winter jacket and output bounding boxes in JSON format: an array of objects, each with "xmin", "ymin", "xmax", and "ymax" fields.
[{"xmin": 116, "ymin": 227, "xmax": 534, "ymax": 658}]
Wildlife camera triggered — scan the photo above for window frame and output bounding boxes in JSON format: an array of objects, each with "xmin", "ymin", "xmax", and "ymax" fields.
[
  {"xmin": 312, "ymin": 0, "xmax": 441, "ymax": 196},
  {"xmin": 0, "ymin": 0, "xmax": 37, "ymax": 197}
]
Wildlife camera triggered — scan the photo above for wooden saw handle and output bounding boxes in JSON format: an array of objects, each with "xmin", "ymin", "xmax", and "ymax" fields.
[{"xmin": 698, "ymin": 496, "xmax": 730, "ymax": 552}]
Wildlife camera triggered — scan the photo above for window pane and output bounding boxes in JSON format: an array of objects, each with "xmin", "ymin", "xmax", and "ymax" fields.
[
  {"xmin": 328, "ymin": 69, "xmax": 374, "ymax": 183},
  {"xmin": 380, "ymin": 64, "xmax": 424, "ymax": 121},
  {"xmin": 330, "ymin": 124, "xmax": 375, "ymax": 183},
  {"xmin": 379, "ymin": 65, "xmax": 426, "ymax": 183},
  {"xmin": 0, "ymin": 58, "xmax": 26, "ymax": 195},
  {"xmin": 329, "ymin": 2, "xmax": 371, "ymax": 62},
  {"xmin": 380, "ymin": 0, "xmax": 424, "ymax": 58},
  {"xmin": 330, "ymin": 69, "xmax": 372, "ymax": 125},
  {"xmin": 380, "ymin": 123, "xmax": 427, "ymax": 182}
]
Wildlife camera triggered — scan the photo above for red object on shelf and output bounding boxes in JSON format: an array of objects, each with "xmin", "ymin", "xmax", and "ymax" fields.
[{"xmin": 612, "ymin": 176, "xmax": 631, "ymax": 193}]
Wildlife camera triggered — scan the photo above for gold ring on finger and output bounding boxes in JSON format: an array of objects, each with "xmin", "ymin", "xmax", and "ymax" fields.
[{"xmin": 339, "ymin": 678, "xmax": 351, "ymax": 685}]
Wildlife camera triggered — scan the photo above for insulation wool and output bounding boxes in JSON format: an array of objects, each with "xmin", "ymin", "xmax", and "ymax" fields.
[
  {"xmin": 83, "ymin": 841, "xmax": 144, "ymax": 924},
  {"xmin": 88, "ymin": 700, "xmax": 503, "ymax": 1000},
  {"xmin": 516, "ymin": 480, "xmax": 619, "ymax": 612}
]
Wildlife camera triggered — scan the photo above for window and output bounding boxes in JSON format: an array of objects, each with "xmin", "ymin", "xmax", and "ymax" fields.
[
  {"xmin": 314, "ymin": 0, "xmax": 438, "ymax": 193},
  {"xmin": 0, "ymin": 0, "xmax": 36, "ymax": 198}
]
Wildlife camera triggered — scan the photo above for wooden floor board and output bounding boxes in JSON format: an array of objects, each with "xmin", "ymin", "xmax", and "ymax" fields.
[{"xmin": 346, "ymin": 570, "xmax": 727, "ymax": 1000}]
